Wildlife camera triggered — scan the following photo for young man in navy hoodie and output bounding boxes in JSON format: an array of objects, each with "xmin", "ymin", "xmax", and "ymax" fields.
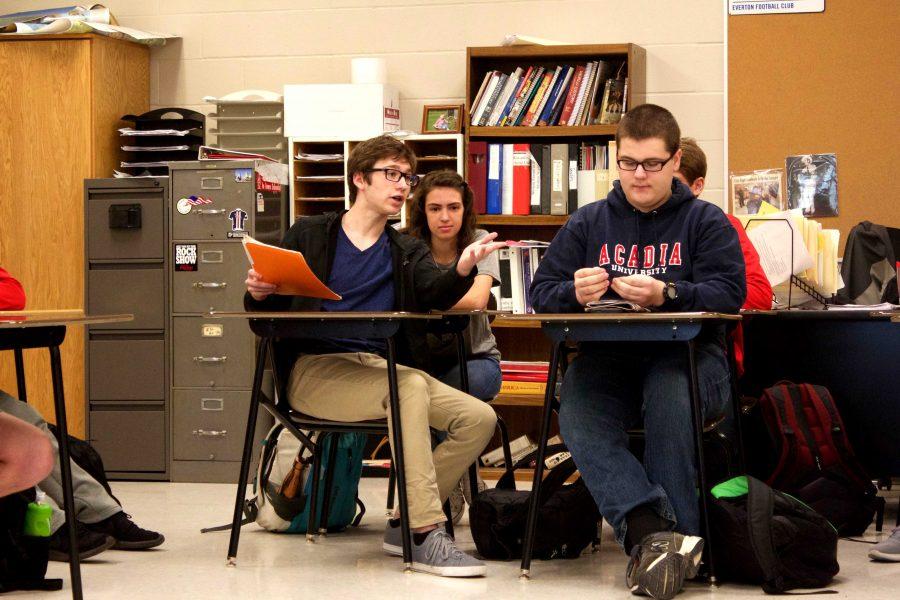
[{"xmin": 531, "ymin": 105, "xmax": 746, "ymax": 600}]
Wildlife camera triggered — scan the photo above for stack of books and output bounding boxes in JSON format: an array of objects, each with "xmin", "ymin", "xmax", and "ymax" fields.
[
  {"xmin": 467, "ymin": 141, "xmax": 619, "ymax": 216},
  {"xmin": 469, "ymin": 61, "xmax": 628, "ymax": 128},
  {"xmin": 499, "ymin": 360, "xmax": 549, "ymax": 396}
]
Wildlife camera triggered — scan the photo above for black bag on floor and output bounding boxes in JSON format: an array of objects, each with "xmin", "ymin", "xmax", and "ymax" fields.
[
  {"xmin": 0, "ymin": 489, "xmax": 62, "ymax": 593},
  {"xmin": 709, "ymin": 475, "xmax": 839, "ymax": 594},
  {"xmin": 49, "ymin": 423, "xmax": 120, "ymax": 506},
  {"xmin": 469, "ymin": 447, "xmax": 600, "ymax": 561}
]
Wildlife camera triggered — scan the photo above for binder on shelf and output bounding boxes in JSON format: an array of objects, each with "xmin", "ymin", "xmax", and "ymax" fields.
[
  {"xmin": 550, "ymin": 144, "xmax": 568, "ymax": 215},
  {"xmin": 501, "ymin": 144, "xmax": 514, "ymax": 214},
  {"xmin": 539, "ymin": 143, "xmax": 552, "ymax": 215},
  {"xmin": 467, "ymin": 141, "xmax": 488, "ymax": 214},
  {"xmin": 528, "ymin": 144, "xmax": 543, "ymax": 215},
  {"xmin": 486, "ymin": 143, "xmax": 503, "ymax": 215},
  {"xmin": 497, "ymin": 247, "xmax": 515, "ymax": 311},
  {"xmin": 512, "ymin": 143, "xmax": 531, "ymax": 216},
  {"xmin": 567, "ymin": 142, "xmax": 579, "ymax": 214}
]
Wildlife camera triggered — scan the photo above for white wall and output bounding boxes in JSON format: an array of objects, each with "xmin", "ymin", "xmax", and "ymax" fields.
[{"xmin": 5, "ymin": 0, "xmax": 726, "ymax": 203}]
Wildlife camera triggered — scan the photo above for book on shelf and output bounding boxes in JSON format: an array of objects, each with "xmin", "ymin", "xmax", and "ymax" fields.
[
  {"xmin": 500, "ymin": 380, "xmax": 546, "ymax": 395},
  {"xmin": 522, "ymin": 69, "xmax": 555, "ymax": 127},
  {"xmin": 501, "ymin": 144, "xmax": 515, "ymax": 215},
  {"xmin": 528, "ymin": 143, "xmax": 542, "ymax": 215},
  {"xmin": 500, "ymin": 360, "xmax": 550, "ymax": 374},
  {"xmin": 537, "ymin": 65, "xmax": 572, "ymax": 126},
  {"xmin": 479, "ymin": 72, "xmax": 509, "ymax": 127},
  {"xmin": 488, "ymin": 67, "xmax": 523, "ymax": 126},
  {"xmin": 558, "ymin": 64, "xmax": 585, "ymax": 126},
  {"xmin": 511, "ymin": 67, "xmax": 546, "ymax": 126},
  {"xmin": 480, "ymin": 434, "xmax": 537, "ymax": 468},
  {"xmin": 499, "ymin": 65, "xmax": 533, "ymax": 126},
  {"xmin": 470, "ymin": 70, "xmax": 495, "ymax": 124},
  {"xmin": 568, "ymin": 61, "xmax": 594, "ymax": 126},
  {"xmin": 599, "ymin": 77, "xmax": 626, "ymax": 125},
  {"xmin": 497, "ymin": 240, "xmax": 550, "ymax": 314}
]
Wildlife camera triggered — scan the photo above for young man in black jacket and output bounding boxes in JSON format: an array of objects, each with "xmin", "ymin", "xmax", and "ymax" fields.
[
  {"xmin": 531, "ymin": 105, "xmax": 746, "ymax": 599},
  {"xmin": 245, "ymin": 135, "xmax": 503, "ymax": 578}
]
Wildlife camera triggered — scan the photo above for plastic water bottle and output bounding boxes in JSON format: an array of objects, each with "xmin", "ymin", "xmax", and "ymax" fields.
[{"xmin": 23, "ymin": 490, "xmax": 53, "ymax": 538}]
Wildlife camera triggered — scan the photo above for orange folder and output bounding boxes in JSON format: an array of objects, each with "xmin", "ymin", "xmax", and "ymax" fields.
[{"xmin": 242, "ymin": 236, "xmax": 341, "ymax": 300}]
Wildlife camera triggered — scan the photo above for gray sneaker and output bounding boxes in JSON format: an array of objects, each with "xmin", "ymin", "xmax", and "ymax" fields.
[
  {"xmin": 869, "ymin": 526, "xmax": 900, "ymax": 562},
  {"xmin": 625, "ymin": 532, "xmax": 704, "ymax": 599},
  {"xmin": 411, "ymin": 529, "xmax": 486, "ymax": 577},
  {"xmin": 382, "ymin": 521, "xmax": 403, "ymax": 556}
]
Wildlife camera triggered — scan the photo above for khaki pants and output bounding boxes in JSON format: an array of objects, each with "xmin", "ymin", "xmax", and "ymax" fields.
[{"xmin": 288, "ymin": 352, "xmax": 496, "ymax": 528}]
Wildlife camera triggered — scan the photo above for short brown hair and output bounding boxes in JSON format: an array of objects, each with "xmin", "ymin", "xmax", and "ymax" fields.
[
  {"xmin": 346, "ymin": 135, "xmax": 417, "ymax": 203},
  {"xmin": 615, "ymin": 104, "xmax": 681, "ymax": 155},
  {"xmin": 406, "ymin": 170, "xmax": 477, "ymax": 251},
  {"xmin": 677, "ymin": 137, "xmax": 707, "ymax": 185}
]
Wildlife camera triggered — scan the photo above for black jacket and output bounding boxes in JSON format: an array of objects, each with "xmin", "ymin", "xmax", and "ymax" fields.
[{"xmin": 244, "ymin": 211, "xmax": 475, "ymax": 371}]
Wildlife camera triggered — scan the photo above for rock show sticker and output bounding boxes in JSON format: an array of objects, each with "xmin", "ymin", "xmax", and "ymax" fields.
[{"xmin": 174, "ymin": 244, "xmax": 198, "ymax": 271}]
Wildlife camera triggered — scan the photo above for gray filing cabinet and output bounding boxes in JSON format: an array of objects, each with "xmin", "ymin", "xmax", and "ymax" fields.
[
  {"xmin": 84, "ymin": 177, "xmax": 169, "ymax": 480},
  {"xmin": 169, "ymin": 160, "xmax": 284, "ymax": 482}
]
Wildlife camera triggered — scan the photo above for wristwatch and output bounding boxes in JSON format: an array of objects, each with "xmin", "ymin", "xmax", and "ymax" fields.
[{"xmin": 664, "ymin": 281, "xmax": 678, "ymax": 303}]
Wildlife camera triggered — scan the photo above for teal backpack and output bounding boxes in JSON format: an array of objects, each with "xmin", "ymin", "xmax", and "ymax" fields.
[{"xmin": 284, "ymin": 431, "xmax": 367, "ymax": 533}]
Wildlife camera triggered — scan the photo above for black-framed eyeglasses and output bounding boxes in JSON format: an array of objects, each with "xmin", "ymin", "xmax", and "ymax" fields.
[
  {"xmin": 366, "ymin": 168, "xmax": 420, "ymax": 188},
  {"xmin": 616, "ymin": 154, "xmax": 674, "ymax": 172}
]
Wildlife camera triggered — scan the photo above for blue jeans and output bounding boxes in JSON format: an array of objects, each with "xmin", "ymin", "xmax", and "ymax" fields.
[
  {"xmin": 557, "ymin": 341, "xmax": 731, "ymax": 546},
  {"xmin": 435, "ymin": 356, "xmax": 502, "ymax": 401}
]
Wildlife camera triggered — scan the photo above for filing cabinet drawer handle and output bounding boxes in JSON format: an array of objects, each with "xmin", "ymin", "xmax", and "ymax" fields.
[
  {"xmin": 193, "ymin": 355, "xmax": 227, "ymax": 363},
  {"xmin": 193, "ymin": 281, "xmax": 227, "ymax": 289},
  {"xmin": 193, "ymin": 429, "xmax": 227, "ymax": 438},
  {"xmin": 195, "ymin": 208, "xmax": 226, "ymax": 215}
]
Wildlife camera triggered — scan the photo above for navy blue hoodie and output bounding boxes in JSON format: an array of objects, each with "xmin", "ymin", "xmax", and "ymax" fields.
[{"xmin": 531, "ymin": 179, "xmax": 746, "ymax": 314}]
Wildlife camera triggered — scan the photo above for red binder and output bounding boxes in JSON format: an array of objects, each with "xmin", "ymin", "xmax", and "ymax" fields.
[
  {"xmin": 467, "ymin": 141, "xmax": 488, "ymax": 214},
  {"xmin": 512, "ymin": 143, "xmax": 531, "ymax": 216}
]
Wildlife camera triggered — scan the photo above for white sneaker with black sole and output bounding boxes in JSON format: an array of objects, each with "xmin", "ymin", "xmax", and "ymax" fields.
[{"xmin": 625, "ymin": 531, "xmax": 704, "ymax": 600}]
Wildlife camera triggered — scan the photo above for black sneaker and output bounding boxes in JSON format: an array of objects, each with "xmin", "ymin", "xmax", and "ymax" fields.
[
  {"xmin": 48, "ymin": 521, "xmax": 116, "ymax": 562},
  {"xmin": 625, "ymin": 531, "xmax": 704, "ymax": 600},
  {"xmin": 86, "ymin": 512, "xmax": 165, "ymax": 550}
]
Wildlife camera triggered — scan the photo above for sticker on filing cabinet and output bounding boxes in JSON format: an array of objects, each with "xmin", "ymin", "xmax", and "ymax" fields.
[
  {"xmin": 227, "ymin": 208, "xmax": 248, "ymax": 238},
  {"xmin": 256, "ymin": 192, "xmax": 265, "ymax": 212},
  {"xmin": 201, "ymin": 323, "xmax": 224, "ymax": 337},
  {"xmin": 174, "ymin": 244, "xmax": 198, "ymax": 271},
  {"xmin": 234, "ymin": 168, "xmax": 252, "ymax": 183},
  {"xmin": 177, "ymin": 195, "xmax": 212, "ymax": 215}
]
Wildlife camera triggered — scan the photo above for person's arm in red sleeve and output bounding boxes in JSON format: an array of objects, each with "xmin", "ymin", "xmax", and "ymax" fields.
[
  {"xmin": 0, "ymin": 267, "xmax": 26, "ymax": 310},
  {"xmin": 727, "ymin": 215, "xmax": 772, "ymax": 310}
]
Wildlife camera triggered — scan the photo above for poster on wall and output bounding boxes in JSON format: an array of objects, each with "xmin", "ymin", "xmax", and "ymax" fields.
[
  {"xmin": 729, "ymin": 170, "xmax": 785, "ymax": 215},
  {"xmin": 729, "ymin": 1, "xmax": 825, "ymax": 15},
  {"xmin": 785, "ymin": 153, "xmax": 838, "ymax": 217}
]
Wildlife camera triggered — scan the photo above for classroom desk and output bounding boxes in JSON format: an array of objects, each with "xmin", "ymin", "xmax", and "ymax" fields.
[
  {"xmin": 209, "ymin": 310, "xmax": 442, "ymax": 571},
  {"xmin": 502, "ymin": 312, "xmax": 741, "ymax": 583},
  {"xmin": 0, "ymin": 311, "xmax": 133, "ymax": 600},
  {"xmin": 741, "ymin": 308, "xmax": 900, "ymax": 476}
]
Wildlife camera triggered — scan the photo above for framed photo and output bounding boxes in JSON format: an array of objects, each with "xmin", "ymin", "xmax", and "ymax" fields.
[
  {"xmin": 729, "ymin": 169, "xmax": 786, "ymax": 215},
  {"xmin": 421, "ymin": 104, "xmax": 462, "ymax": 134}
]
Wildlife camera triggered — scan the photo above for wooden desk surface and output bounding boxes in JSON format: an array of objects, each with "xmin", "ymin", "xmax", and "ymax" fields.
[
  {"xmin": 500, "ymin": 312, "xmax": 741, "ymax": 323},
  {"xmin": 0, "ymin": 311, "xmax": 133, "ymax": 328},
  {"xmin": 208, "ymin": 310, "xmax": 441, "ymax": 320}
]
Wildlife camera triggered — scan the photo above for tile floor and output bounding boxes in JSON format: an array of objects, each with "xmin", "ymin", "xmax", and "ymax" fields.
[{"xmin": 23, "ymin": 479, "xmax": 900, "ymax": 599}]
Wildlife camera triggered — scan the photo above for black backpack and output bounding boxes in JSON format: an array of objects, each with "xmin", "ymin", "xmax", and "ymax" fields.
[
  {"xmin": 0, "ymin": 489, "xmax": 62, "ymax": 593},
  {"xmin": 469, "ymin": 446, "xmax": 600, "ymax": 561},
  {"xmin": 49, "ymin": 424, "xmax": 120, "ymax": 506},
  {"xmin": 757, "ymin": 381, "xmax": 878, "ymax": 536},
  {"xmin": 709, "ymin": 475, "xmax": 839, "ymax": 594}
]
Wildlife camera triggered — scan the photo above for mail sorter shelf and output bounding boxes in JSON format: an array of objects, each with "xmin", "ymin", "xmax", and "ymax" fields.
[
  {"xmin": 84, "ymin": 176, "xmax": 170, "ymax": 480},
  {"xmin": 168, "ymin": 160, "xmax": 286, "ymax": 483},
  {"xmin": 207, "ymin": 96, "xmax": 287, "ymax": 164},
  {"xmin": 119, "ymin": 108, "xmax": 205, "ymax": 176},
  {"xmin": 289, "ymin": 134, "xmax": 464, "ymax": 222}
]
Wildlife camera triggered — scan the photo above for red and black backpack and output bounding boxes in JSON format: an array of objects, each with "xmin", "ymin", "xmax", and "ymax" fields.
[{"xmin": 757, "ymin": 381, "xmax": 879, "ymax": 536}]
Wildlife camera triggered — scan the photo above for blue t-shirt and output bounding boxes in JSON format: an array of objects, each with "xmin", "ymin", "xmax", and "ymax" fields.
[{"xmin": 318, "ymin": 226, "xmax": 394, "ymax": 354}]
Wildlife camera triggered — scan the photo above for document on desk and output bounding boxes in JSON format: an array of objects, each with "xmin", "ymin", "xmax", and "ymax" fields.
[
  {"xmin": 585, "ymin": 299, "xmax": 650, "ymax": 313},
  {"xmin": 744, "ymin": 215, "xmax": 814, "ymax": 286},
  {"xmin": 242, "ymin": 236, "xmax": 341, "ymax": 300}
]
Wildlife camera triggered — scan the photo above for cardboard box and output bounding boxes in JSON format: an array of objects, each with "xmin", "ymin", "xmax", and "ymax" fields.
[{"xmin": 284, "ymin": 83, "xmax": 401, "ymax": 139}]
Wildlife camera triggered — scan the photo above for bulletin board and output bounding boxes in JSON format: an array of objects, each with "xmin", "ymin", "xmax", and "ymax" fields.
[{"xmin": 728, "ymin": 0, "xmax": 899, "ymax": 250}]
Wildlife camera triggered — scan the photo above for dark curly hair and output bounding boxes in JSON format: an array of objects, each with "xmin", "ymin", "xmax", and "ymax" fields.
[{"xmin": 406, "ymin": 170, "xmax": 477, "ymax": 251}]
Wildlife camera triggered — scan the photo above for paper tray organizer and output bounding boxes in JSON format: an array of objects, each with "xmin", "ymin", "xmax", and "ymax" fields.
[{"xmin": 119, "ymin": 107, "xmax": 205, "ymax": 176}]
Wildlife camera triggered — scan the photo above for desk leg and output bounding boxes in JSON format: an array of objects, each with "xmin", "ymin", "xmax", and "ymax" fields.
[
  {"xmin": 14, "ymin": 348, "xmax": 27, "ymax": 403},
  {"xmin": 227, "ymin": 338, "xmax": 268, "ymax": 565},
  {"xmin": 520, "ymin": 341, "xmax": 562, "ymax": 579},
  {"xmin": 687, "ymin": 340, "xmax": 717, "ymax": 584},
  {"xmin": 727, "ymin": 348, "xmax": 747, "ymax": 475},
  {"xmin": 48, "ymin": 345, "xmax": 82, "ymax": 600},
  {"xmin": 385, "ymin": 338, "xmax": 413, "ymax": 571},
  {"xmin": 455, "ymin": 331, "xmax": 480, "ymax": 502}
]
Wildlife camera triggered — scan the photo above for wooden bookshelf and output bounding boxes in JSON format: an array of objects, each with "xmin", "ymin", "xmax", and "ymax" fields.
[{"xmin": 466, "ymin": 43, "xmax": 645, "ymax": 457}]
